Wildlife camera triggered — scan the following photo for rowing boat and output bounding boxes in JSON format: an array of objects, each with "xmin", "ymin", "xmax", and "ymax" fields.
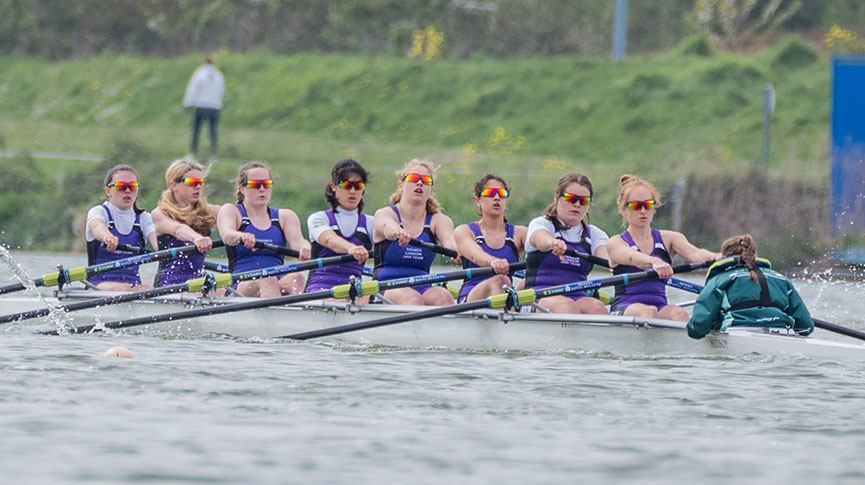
[{"xmin": 2, "ymin": 289, "xmax": 864, "ymax": 360}]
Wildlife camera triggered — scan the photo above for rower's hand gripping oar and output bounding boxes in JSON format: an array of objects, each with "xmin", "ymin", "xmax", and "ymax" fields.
[
  {"xmin": 47, "ymin": 262, "xmax": 526, "ymax": 335},
  {"xmin": 0, "ymin": 241, "xmax": 225, "ymax": 296},
  {"xmin": 279, "ymin": 261, "xmax": 712, "ymax": 341}
]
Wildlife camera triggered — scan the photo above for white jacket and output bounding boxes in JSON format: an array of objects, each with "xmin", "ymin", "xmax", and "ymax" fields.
[{"xmin": 182, "ymin": 64, "xmax": 225, "ymax": 109}]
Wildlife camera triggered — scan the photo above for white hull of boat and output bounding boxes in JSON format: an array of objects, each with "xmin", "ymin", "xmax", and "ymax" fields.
[{"xmin": 3, "ymin": 290, "xmax": 865, "ymax": 360}]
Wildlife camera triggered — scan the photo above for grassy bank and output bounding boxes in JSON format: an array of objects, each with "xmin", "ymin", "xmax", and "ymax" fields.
[{"xmin": 0, "ymin": 36, "xmax": 835, "ymax": 265}]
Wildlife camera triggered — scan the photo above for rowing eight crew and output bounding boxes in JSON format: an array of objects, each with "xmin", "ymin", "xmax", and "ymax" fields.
[{"xmin": 85, "ymin": 158, "xmax": 815, "ymax": 337}]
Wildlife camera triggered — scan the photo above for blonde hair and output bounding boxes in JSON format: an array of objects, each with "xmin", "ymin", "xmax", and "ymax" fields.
[
  {"xmin": 234, "ymin": 161, "xmax": 274, "ymax": 203},
  {"xmin": 388, "ymin": 159, "xmax": 442, "ymax": 214},
  {"xmin": 157, "ymin": 159, "xmax": 216, "ymax": 235},
  {"xmin": 721, "ymin": 234, "xmax": 759, "ymax": 282},
  {"xmin": 616, "ymin": 174, "xmax": 662, "ymax": 224},
  {"xmin": 542, "ymin": 172, "xmax": 593, "ymax": 236}
]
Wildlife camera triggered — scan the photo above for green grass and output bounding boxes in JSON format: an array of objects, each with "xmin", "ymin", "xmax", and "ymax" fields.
[{"xmin": 0, "ymin": 37, "xmax": 837, "ymax": 265}]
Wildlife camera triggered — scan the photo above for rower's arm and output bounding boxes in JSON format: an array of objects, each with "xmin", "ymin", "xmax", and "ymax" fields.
[
  {"xmin": 663, "ymin": 230, "xmax": 720, "ymax": 262},
  {"xmin": 152, "ymin": 208, "xmax": 205, "ymax": 244},
  {"xmin": 455, "ymin": 224, "xmax": 492, "ymax": 266},
  {"xmin": 373, "ymin": 207, "xmax": 401, "ymax": 243},
  {"xmin": 279, "ymin": 209, "xmax": 311, "ymax": 261},
  {"xmin": 216, "ymin": 204, "xmax": 246, "ymax": 246},
  {"xmin": 88, "ymin": 217, "xmax": 118, "ymax": 251},
  {"xmin": 606, "ymin": 236, "xmax": 651, "ymax": 268},
  {"xmin": 431, "ymin": 213, "xmax": 457, "ymax": 253}
]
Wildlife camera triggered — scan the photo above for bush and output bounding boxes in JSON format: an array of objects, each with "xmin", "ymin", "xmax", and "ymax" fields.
[
  {"xmin": 771, "ymin": 35, "xmax": 818, "ymax": 69},
  {"xmin": 676, "ymin": 35, "xmax": 715, "ymax": 57}
]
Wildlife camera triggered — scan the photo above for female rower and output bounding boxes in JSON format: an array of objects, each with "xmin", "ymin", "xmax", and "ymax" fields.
[
  {"xmin": 373, "ymin": 159, "xmax": 457, "ymax": 306},
  {"xmin": 151, "ymin": 159, "xmax": 221, "ymax": 289},
  {"xmin": 305, "ymin": 159, "xmax": 374, "ymax": 300},
  {"xmin": 687, "ymin": 234, "xmax": 814, "ymax": 339},
  {"xmin": 85, "ymin": 164, "xmax": 159, "ymax": 291},
  {"xmin": 606, "ymin": 174, "xmax": 719, "ymax": 322},
  {"xmin": 524, "ymin": 172, "xmax": 609, "ymax": 314},
  {"xmin": 217, "ymin": 162, "xmax": 311, "ymax": 297},
  {"xmin": 455, "ymin": 174, "xmax": 526, "ymax": 302}
]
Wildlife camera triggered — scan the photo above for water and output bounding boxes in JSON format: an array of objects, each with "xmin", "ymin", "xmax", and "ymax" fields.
[{"xmin": 2, "ymin": 252, "xmax": 865, "ymax": 483}]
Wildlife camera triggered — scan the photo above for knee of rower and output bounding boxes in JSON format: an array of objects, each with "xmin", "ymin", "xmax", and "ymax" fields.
[{"xmin": 579, "ymin": 297, "xmax": 609, "ymax": 315}]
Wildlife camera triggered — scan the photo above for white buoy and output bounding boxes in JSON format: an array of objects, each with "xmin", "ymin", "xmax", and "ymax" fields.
[{"xmin": 103, "ymin": 346, "xmax": 134, "ymax": 358}]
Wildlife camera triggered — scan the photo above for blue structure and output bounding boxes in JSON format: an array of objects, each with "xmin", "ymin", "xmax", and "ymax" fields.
[{"xmin": 831, "ymin": 56, "xmax": 865, "ymax": 238}]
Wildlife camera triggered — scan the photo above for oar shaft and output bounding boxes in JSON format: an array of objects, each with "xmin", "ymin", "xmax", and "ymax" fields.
[
  {"xmin": 254, "ymin": 241, "xmax": 300, "ymax": 259},
  {"xmin": 408, "ymin": 238, "xmax": 458, "ymax": 258},
  {"xmin": 0, "ymin": 282, "xmax": 26, "ymax": 296},
  {"xmin": 287, "ymin": 300, "xmax": 490, "ymax": 340},
  {"xmin": 102, "ymin": 289, "xmax": 333, "ymax": 331}
]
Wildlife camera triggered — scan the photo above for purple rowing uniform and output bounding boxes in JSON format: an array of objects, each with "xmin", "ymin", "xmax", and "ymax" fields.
[
  {"xmin": 153, "ymin": 232, "xmax": 208, "ymax": 287},
  {"xmin": 457, "ymin": 222, "xmax": 519, "ymax": 303},
  {"xmin": 305, "ymin": 209, "xmax": 372, "ymax": 292},
  {"xmin": 225, "ymin": 205, "xmax": 285, "ymax": 273},
  {"xmin": 86, "ymin": 203, "xmax": 145, "ymax": 286},
  {"xmin": 373, "ymin": 206, "xmax": 436, "ymax": 294},
  {"xmin": 610, "ymin": 229, "xmax": 671, "ymax": 312},
  {"xmin": 525, "ymin": 220, "xmax": 595, "ymax": 300}
]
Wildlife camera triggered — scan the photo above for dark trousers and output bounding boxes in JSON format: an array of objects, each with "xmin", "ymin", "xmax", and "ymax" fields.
[{"xmin": 190, "ymin": 108, "xmax": 220, "ymax": 154}]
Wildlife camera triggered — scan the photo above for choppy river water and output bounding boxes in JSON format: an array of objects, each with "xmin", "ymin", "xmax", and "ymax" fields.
[{"xmin": 2, "ymin": 252, "xmax": 865, "ymax": 484}]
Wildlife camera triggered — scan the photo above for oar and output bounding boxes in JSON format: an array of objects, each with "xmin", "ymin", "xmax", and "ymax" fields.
[
  {"xmin": 0, "ymin": 241, "xmax": 225, "ymax": 296},
  {"xmin": 561, "ymin": 249, "xmax": 703, "ymax": 295},
  {"xmin": 21, "ymin": 253, "xmax": 357, "ymax": 329},
  {"xmin": 49, "ymin": 262, "xmax": 526, "ymax": 334},
  {"xmin": 408, "ymin": 238, "xmax": 458, "ymax": 258},
  {"xmin": 661, "ymin": 278, "xmax": 865, "ymax": 343},
  {"xmin": 279, "ymin": 261, "xmax": 712, "ymax": 340},
  {"xmin": 115, "ymin": 243, "xmax": 231, "ymax": 273}
]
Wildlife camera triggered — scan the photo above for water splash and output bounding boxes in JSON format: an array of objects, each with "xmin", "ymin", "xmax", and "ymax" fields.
[{"xmin": 0, "ymin": 244, "xmax": 74, "ymax": 332}]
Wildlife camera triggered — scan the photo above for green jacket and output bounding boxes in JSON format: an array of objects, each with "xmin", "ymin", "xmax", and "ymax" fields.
[{"xmin": 686, "ymin": 258, "xmax": 814, "ymax": 339}]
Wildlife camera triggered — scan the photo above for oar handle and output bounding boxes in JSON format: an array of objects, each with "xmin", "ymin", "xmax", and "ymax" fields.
[
  {"xmin": 204, "ymin": 261, "xmax": 230, "ymax": 273},
  {"xmin": 254, "ymin": 241, "xmax": 300, "ymax": 258},
  {"xmin": 408, "ymin": 238, "xmax": 458, "ymax": 258},
  {"xmin": 114, "ymin": 243, "xmax": 147, "ymax": 254},
  {"xmin": 563, "ymin": 249, "xmax": 610, "ymax": 268}
]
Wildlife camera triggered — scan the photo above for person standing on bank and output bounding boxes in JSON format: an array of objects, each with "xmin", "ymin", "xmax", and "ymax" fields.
[{"xmin": 182, "ymin": 56, "xmax": 225, "ymax": 162}]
